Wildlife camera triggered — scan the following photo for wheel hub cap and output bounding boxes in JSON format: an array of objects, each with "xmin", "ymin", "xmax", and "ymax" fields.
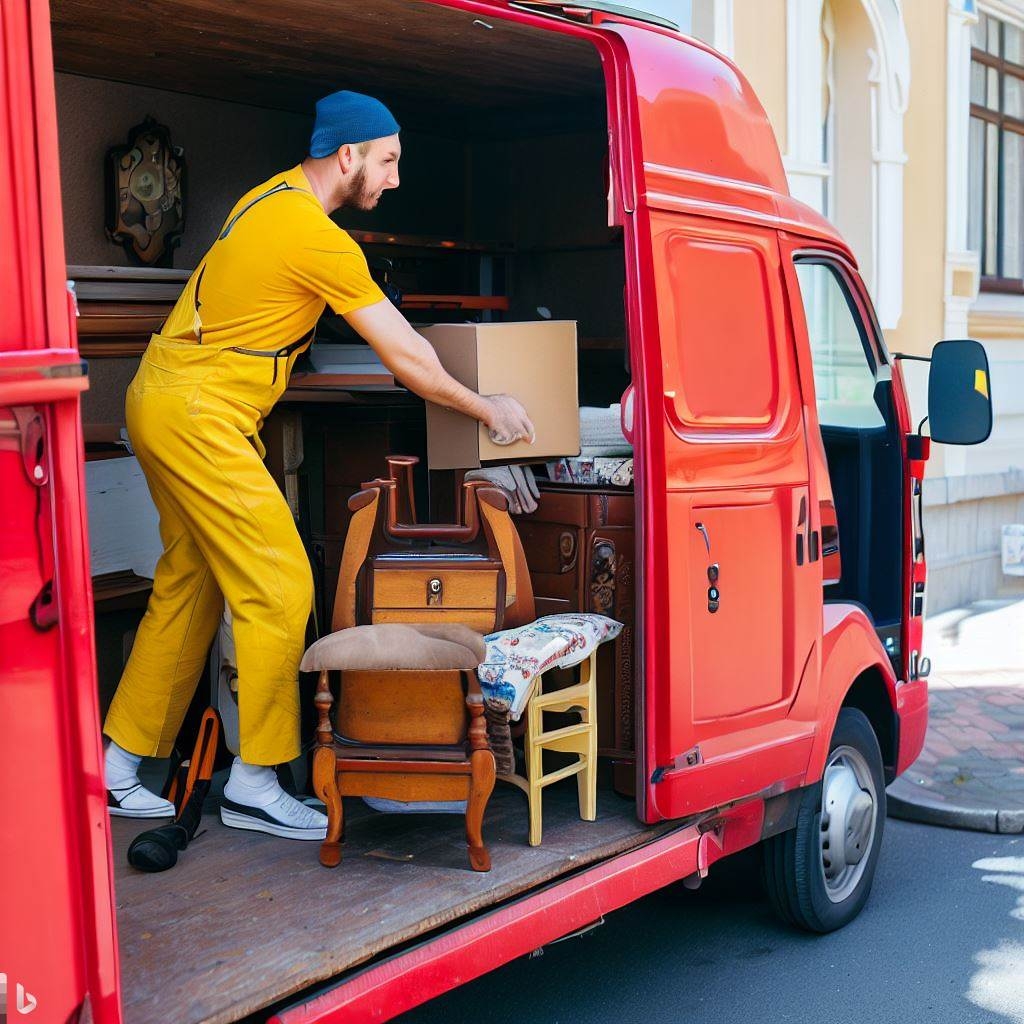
[{"xmin": 819, "ymin": 746, "xmax": 878, "ymax": 903}]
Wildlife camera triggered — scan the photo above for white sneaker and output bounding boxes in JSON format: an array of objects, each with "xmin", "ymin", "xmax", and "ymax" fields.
[
  {"xmin": 219, "ymin": 793, "xmax": 328, "ymax": 841},
  {"xmin": 107, "ymin": 781, "xmax": 176, "ymax": 819},
  {"xmin": 220, "ymin": 756, "xmax": 327, "ymax": 841}
]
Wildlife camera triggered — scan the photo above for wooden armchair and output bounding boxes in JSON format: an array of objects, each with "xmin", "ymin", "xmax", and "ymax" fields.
[
  {"xmin": 305, "ymin": 474, "xmax": 523, "ymax": 872},
  {"xmin": 304, "ymin": 619, "xmax": 494, "ymax": 871}
]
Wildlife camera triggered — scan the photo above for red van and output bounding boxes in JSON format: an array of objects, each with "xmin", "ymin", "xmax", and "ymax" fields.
[{"xmin": 0, "ymin": 2, "xmax": 993, "ymax": 1023}]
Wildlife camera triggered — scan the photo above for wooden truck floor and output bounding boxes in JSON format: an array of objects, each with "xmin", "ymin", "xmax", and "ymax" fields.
[{"xmin": 109, "ymin": 781, "xmax": 672, "ymax": 1024}]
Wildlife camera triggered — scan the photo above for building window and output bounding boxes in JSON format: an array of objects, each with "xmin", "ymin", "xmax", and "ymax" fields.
[{"xmin": 969, "ymin": 10, "xmax": 1024, "ymax": 292}]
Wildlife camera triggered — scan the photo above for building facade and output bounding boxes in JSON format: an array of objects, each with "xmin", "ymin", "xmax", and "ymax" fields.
[{"xmin": 665, "ymin": 0, "xmax": 1024, "ymax": 612}]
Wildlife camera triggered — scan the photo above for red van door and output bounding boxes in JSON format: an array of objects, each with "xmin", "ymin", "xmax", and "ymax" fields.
[
  {"xmin": 640, "ymin": 209, "xmax": 821, "ymax": 822},
  {"xmin": 0, "ymin": 4, "xmax": 120, "ymax": 1023}
]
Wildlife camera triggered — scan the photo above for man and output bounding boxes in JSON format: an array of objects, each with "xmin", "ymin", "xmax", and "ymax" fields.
[{"xmin": 102, "ymin": 90, "xmax": 534, "ymax": 841}]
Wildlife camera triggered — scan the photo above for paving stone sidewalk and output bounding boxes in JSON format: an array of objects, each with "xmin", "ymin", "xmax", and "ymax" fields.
[{"xmin": 887, "ymin": 598, "xmax": 1024, "ymax": 834}]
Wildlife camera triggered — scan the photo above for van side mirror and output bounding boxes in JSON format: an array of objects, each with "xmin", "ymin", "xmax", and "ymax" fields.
[{"xmin": 927, "ymin": 339, "xmax": 992, "ymax": 446}]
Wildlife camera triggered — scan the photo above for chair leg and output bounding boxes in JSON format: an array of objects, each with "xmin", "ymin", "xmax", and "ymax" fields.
[
  {"xmin": 313, "ymin": 745, "xmax": 344, "ymax": 868},
  {"xmin": 526, "ymin": 700, "xmax": 543, "ymax": 847},
  {"xmin": 466, "ymin": 748, "xmax": 495, "ymax": 872},
  {"xmin": 578, "ymin": 652, "xmax": 598, "ymax": 822},
  {"xmin": 577, "ymin": 721, "xmax": 598, "ymax": 823}
]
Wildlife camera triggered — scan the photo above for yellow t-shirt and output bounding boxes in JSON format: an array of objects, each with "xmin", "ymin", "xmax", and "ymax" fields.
[{"xmin": 158, "ymin": 164, "xmax": 385, "ymax": 352}]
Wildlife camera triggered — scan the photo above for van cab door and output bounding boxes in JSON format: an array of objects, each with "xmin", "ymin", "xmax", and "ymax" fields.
[
  {"xmin": 639, "ymin": 209, "xmax": 821, "ymax": 822},
  {"xmin": 0, "ymin": 5, "xmax": 120, "ymax": 1022}
]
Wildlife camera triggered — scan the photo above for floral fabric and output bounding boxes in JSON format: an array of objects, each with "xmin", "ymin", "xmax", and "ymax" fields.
[{"xmin": 478, "ymin": 613, "xmax": 623, "ymax": 720}]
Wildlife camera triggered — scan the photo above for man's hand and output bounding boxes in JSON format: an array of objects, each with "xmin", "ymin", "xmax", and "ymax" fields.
[{"xmin": 481, "ymin": 394, "xmax": 535, "ymax": 446}]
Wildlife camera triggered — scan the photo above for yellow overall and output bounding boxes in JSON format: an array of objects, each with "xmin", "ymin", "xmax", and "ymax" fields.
[{"xmin": 103, "ymin": 165, "xmax": 384, "ymax": 766}]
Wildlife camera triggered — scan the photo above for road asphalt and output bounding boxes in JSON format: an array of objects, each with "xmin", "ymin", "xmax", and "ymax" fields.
[{"xmin": 397, "ymin": 819, "xmax": 1024, "ymax": 1024}]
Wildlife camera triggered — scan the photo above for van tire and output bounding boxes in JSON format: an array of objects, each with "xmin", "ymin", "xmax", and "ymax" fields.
[{"xmin": 761, "ymin": 708, "xmax": 885, "ymax": 933}]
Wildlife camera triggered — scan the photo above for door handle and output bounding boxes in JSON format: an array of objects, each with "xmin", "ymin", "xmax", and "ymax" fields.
[
  {"xmin": 695, "ymin": 522, "xmax": 720, "ymax": 612},
  {"xmin": 695, "ymin": 521, "xmax": 711, "ymax": 556},
  {"xmin": 794, "ymin": 493, "xmax": 812, "ymax": 566}
]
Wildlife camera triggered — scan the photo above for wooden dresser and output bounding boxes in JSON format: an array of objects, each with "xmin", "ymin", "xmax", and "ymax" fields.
[{"xmin": 517, "ymin": 483, "xmax": 636, "ymax": 795}]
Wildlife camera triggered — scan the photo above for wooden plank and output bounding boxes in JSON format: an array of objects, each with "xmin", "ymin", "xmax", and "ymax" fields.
[
  {"xmin": 286, "ymin": 373, "xmax": 398, "ymax": 389},
  {"xmin": 351, "ymin": 232, "xmax": 512, "ymax": 253},
  {"xmin": 110, "ymin": 783, "xmax": 663, "ymax": 1024},
  {"xmin": 92, "ymin": 570, "xmax": 152, "ymax": 609},
  {"xmin": 69, "ymin": 264, "xmax": 191, "ymax": 281},
  {"xmin": 400, "ymin": 295, "xmax": 509, "ymax": 311}
]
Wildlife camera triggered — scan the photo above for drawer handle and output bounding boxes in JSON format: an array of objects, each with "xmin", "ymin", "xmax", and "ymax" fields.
[
  {"xmin": 427, "ymin": 577, "xmax": 443, "ymax": 606},
  {"xmin": 559, "ymin": 530, "xmax": 577, "ymax": 572}
]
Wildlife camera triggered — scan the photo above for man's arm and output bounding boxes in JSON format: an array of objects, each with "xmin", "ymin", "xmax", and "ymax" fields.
[{"xmin": 343, "ymin": 298, "xmax": 535, "ymax": 443}]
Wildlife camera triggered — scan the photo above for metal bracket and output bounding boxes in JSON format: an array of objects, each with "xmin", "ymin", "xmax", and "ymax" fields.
[{"xmin": 650, "ymin": 745, "xmax": 702, "ymax": 783}]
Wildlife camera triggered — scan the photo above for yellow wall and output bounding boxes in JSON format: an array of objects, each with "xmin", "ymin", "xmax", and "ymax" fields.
[{"xmin": 732, "ymin": 0, "xmax": 788, "ymax": 152}]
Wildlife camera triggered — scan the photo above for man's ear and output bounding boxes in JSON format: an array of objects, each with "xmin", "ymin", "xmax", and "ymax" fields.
[{"xmin": 337, "ymin": 144, "xmax": 353, "ymax": 174}]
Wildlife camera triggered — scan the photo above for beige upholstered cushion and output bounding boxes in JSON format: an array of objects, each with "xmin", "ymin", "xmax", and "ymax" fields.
[
  {"xmin": 299, "ymin": 623, "xmax": 486, "ymax": 673},
  {"xmin": 401, "ymin": 623, "xmax": 486, "ymax": 663}
]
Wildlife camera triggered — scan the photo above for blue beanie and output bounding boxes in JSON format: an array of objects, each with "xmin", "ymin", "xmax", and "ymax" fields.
[{"xmin": 309, "ymin": 90, "xmax": 401, "ymax": 157}]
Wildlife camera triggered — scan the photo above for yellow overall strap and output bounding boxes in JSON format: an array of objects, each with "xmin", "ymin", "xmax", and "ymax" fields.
[{"xmin": 192, "ymin": 179, "xmax": 311, "ymax": 348}]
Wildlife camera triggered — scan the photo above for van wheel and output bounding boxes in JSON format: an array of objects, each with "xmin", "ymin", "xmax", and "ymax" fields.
[{"xmin": 762, "ymin": 708, "xmax": 885, "ymax": 933}]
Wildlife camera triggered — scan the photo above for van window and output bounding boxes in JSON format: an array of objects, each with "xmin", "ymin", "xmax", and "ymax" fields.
[
  {"xmin": 794, "ymin": 262, "xmax": 885, "ymax": 428},
  {"xmin": 667, "ymin": 234, "xmax": 778, "ymax": 428}
]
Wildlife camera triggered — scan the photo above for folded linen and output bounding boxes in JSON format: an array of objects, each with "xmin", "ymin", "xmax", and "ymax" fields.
[{"xmin": 579, "ymin": 404, "xmax": 632, "ymax": 456}]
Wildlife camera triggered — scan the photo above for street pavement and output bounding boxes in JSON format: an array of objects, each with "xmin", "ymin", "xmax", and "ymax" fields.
[
  {"xmin": 888, "ymin": 597, "xmax": 1024, "ymax": 833},
  {"xmin": 396, "ymin": 820, "xmax": 1024, "ymax": 1024}
]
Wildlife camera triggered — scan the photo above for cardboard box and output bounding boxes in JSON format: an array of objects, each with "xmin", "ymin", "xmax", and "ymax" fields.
[{"xmin": 420, "ymin": 321, "xmax": 580, "ymax": 469}]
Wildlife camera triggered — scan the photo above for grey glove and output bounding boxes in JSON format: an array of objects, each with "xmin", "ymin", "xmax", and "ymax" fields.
[
  {"xmin": 464, "ymin": 466, "xmax": 521, "ymax": 514},
  {"xmin": 465, "ymin": 464, "xmax": 540, "ymax": 515},
  {"xmin": 509, "ymin": 465, "xmax": 539, "ymax": 514}
]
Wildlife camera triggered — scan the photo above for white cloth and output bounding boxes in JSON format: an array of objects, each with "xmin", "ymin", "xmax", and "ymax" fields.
[{"xmin": 579, "ymin": 405, "xmax": 631, "ymax": 456}]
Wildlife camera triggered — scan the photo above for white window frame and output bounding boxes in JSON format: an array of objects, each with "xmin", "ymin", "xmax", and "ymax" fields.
[{"xmin": 784, "ymin": 0, "xmax": 910, "ymax": 331}]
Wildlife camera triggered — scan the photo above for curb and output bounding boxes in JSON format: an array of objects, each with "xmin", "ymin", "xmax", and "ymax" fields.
[{"xmin": 886, "ymin": 776, "xmax": 1024, "ymax": 835}]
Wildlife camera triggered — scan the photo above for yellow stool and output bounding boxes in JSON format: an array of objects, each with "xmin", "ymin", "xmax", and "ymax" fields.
[{"xmin": 502, "ymin": 648, "xmax": 599, "ymax": 846}]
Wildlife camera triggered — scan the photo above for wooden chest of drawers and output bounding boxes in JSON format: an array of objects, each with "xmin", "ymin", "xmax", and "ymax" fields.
[{"xmin": 517, "ymin": 484, "xmax": 636, "ymax": 793}]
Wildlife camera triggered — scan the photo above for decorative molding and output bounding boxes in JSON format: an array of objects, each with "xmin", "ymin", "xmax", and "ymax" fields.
[
  {"xmin": 946, "ymin": 250, "xmax": 981, "ymax": 339},
  {"xmin": 967, "ymin": 309, "xmax": 1024, "ymax": 339},
  {"xmin": 860, "ymin": 1, "xmax": 911, "ymax": 116},
  {"xmin": 946, "ymin": 0, "xmax": 980, "ymax": 338},
  {"xmin": 784, "ymin": 0, "xmax": 828, "ymax": 212},
  {"xmin": 977, "ymin": 0, "xmax": 1024, "ymax": 30},
  {"xmin": 863, "ymin": 2, "xmax": 910, "ymax": 329},
  {"xmin": 781, "ymin": 157, "xmax": 831, "ymax": 178},
  {"xmin": 784, "ymin": 0, "xmax": 910, "ymax": 329},
  {"xmin": 713, "ymin": 0, "xmax": 734, "ymax": 57},
  {"xmin": 688, "ymin": 0, "xmax": 733, "ymax": 56}
]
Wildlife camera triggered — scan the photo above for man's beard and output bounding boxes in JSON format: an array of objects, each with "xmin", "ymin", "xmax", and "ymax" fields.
[{"xmin": 339, "ymin": 165, "xmax": 379, "ymax": 211}]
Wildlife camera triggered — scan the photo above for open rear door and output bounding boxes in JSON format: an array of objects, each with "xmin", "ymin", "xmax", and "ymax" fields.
[
  {"xmin": 604, "ymin": 25, "xmax": 822, "ymax": 823},
  {"xmin": 0, "ymin": 4, "xmax": 120, "ymax": 1022}
]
